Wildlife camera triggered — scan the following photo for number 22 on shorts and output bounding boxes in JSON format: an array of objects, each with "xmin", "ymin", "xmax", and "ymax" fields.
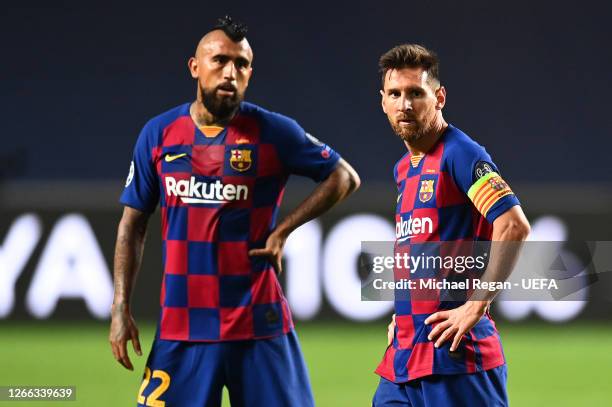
[{"xmin": 137, "ymin": 367, "xmax": 171, "ymax": 407}]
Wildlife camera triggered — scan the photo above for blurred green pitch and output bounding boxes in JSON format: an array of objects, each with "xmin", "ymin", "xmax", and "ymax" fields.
[{"xmin": 0, "ymin": 321, "xmax": 611, "ymax": 406}]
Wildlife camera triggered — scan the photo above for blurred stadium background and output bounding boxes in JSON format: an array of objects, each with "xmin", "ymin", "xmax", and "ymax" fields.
[{"xmin": 1, "ymin": 2, "xmax": 611, "ymax": 406}]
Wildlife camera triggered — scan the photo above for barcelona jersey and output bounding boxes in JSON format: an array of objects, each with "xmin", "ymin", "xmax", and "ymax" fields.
[
  {"xmin": 375, "ymin": 124, "xmax": 520, "ymax": 383},
  {"xmin": 120, "ymin": 101, "xmax": 340, "ymax": 342}
]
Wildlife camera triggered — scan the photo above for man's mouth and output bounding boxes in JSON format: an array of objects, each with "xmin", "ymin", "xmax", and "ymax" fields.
[
  {"xmin": 216, "ymin": 84, "xmax": 237, "ymax": 96},
  {"xmin": 398, "ymin": 118, "xmax": 416, "ymax": 126}
]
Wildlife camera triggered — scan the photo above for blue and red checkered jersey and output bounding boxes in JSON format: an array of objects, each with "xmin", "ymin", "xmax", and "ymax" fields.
[
  {"xmin": 120, "ymin": 101, "xmax": 340, "ymax": 342},
  {"xmin": 375, "ymin": 124, "xmax": 520, "ymax": 383}
]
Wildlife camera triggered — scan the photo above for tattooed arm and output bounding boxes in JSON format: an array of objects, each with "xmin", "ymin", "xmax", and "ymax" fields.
[{"xmin": 109, "ymin": 206, "xmax": 150, "ymax": 370}]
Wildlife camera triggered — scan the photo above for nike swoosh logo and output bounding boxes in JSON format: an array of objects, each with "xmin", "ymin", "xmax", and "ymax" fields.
[{"xmin": 165, "ymin": 153, "xmax": 187, "ymax": 162}]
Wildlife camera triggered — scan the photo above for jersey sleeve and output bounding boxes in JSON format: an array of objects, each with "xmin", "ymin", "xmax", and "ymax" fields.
[
  {"xmin": 449, "ymin": 143, "xmax": 520, "ymax": 224},
  {"xmin": 273, "ymin": 116, "xmax": 341, "ymax": 182},
  {"xmin": 119, "ymin": 122, "xmax": 160, "ymax": 213}
]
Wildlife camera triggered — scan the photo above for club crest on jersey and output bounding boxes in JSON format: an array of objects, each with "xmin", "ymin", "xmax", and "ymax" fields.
[
  {"xmin": 230, "ymin": 149, "xmax": 252, "ymax": 172},
  {"xmin": 419, "ymin": 180, "xmax": 435, "ymax": 202}
]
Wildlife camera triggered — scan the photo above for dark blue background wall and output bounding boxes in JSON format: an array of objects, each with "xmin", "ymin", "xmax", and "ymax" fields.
[{"xmin": 2, "ymin": 1, "xmax": 611, "ymax": 182}]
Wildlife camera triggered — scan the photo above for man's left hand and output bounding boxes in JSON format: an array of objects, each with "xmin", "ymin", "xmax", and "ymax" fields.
[
  {"xmin": 424, "ymin": 301, "xmax": 489, "ymax": 351},
  {"xmin": 248, "ymin": 231, "xmax": 287, "ymax": 274}
]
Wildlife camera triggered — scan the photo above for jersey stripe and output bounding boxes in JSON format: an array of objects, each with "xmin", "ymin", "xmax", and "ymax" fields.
[{"xmin": 410, "ymin": 154, "xmax": 424, "ymax": 168}]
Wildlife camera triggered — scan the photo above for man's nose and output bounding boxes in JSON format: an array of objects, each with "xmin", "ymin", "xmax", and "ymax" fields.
[
  {"xmin": 222, "ymin": 62, "xmax": 236, "ymax": 80},
  {"xmin": 398, "ymin": 95, "xmax": 412, "ymax": 111}
]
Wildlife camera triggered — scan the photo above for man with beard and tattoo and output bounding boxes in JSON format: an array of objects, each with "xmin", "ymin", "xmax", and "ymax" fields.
[
  {"xmin": 109, "ymin": 16, "xmax": 360, "ymax": 407},
  {"xmin": 372, "ymin": 44, "xmax": 530, "ymax": 406}
]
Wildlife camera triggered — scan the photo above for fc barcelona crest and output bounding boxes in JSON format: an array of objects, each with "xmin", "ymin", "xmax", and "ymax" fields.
[
  {"xmin": 488, "ymin": 176, "xmax": 508, "ymax": 191},
  {"xmin": 419, "ymin": 180, "xmax": 435, "ymax": 202},
  {"xmin": 230, "ymin": 149, "xmax": 252, "ymax": 172}
]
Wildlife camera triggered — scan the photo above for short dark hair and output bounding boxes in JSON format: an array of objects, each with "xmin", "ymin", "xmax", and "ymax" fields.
[
  {"xmin": 212, "ymin": 15, "xmax": 248, "ymax": 42},
  {"xmin": 378, "ymin": 44, "xmax": 440, "ymax": 89}
]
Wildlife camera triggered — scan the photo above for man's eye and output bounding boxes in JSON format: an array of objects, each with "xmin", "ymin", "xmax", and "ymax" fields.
[
  {"xmin": 390, "ymin": 92, "xmax": 400, "ymax": 98},
  {"xmin": 411, "ymin": 90, "xmax": 422, "ymax": 97}
]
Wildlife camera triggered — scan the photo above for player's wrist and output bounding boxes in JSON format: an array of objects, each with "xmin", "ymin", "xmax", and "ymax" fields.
[
  {"xmin": 271, "ymin": 225, "xmax": 291, "ymax": 242},
  {"xmin": 464, "ymin": 300, "xmax": 489, "ymax": 315},
  {"xmin": 111, "ymin": 301, "xmax": 132, "ymax": 315}
]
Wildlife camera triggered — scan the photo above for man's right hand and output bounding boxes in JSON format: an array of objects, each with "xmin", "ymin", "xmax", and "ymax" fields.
[
  {"xmin": 387, "ymin": 314, "xmax": 396, "ymax": 346},
  {"xmin": 109, "ymin": 304, "xmax": 142, "ymax": 371}
]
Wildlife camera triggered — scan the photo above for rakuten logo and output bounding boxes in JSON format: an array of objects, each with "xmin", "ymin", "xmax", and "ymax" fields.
[
  {"xmin": 395, "ymin": 216, "xmax": 433, "ymax": 242},
  {"xmin": 165, "ymin": 176, "xmax": 248, "ymax": 204}
]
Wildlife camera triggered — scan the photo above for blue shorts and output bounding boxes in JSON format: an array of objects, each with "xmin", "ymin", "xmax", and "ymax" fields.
[
  {"xmin": 372, "ymin": 365, "xmax": 508, "ymax": 407},
  {"xmin": 137, "ymin": 329, "xmax": 314, "ymax": 407}
]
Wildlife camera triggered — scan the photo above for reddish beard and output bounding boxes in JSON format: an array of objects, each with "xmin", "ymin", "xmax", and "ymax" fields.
[{"xmin": 388, "ymin": 117, "xmax": 425, "ymax": 143}]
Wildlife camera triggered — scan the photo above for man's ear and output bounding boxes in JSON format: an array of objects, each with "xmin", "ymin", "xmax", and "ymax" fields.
[
  {"xmin": 435, "ymin": 86, "xmax": 446, "ymax": 110},
  {"xmin": 380, "ymin": 89, "xmax": 387, "ymax": 114},
  {"xmin": 188, "ymin": 57, "xmax": 198, "ymax": 79}
]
